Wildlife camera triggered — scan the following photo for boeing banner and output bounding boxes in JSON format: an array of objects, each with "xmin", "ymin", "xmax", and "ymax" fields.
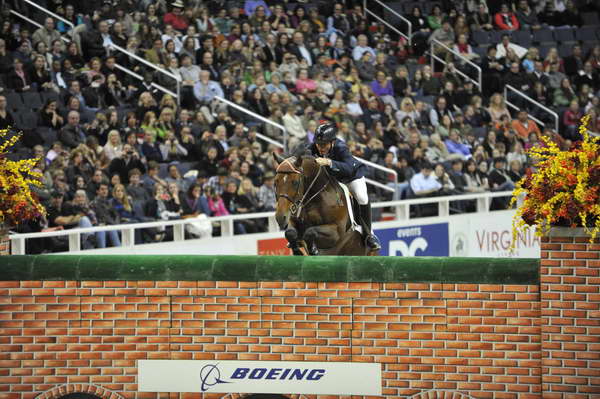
[
  {"xmin": 138, "ymin": 360, "xmax": 382, "ymax": 395},
  {"xmin": 375, "ymin": 222, "xmax": 450, "ymax": 256}
]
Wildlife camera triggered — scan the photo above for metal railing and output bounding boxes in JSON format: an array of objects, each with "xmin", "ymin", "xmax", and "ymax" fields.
[
  {"xmin": 9, "ymin": 9, "xmax": 71, "ymax": 44},
  {"xmin": 108, "ymin": 43, "xmax": 182, "ymax": 105},
  {"xmin": 9, "ymin": 191, "xmax": 513, "ymax": 254},
  {"xmin": 430, "ymin": 39, "xmax": 482, "ymax": 89},
  {"xmin": 357, "ymin": 157, "xmax": 396, "ymax": 193},
  {"xmin": 114, "ymin": 64, "xmax": 177, "ymax": 99},
  {"xmin": 363, "ymin": 0, "xmax": 412, "ymax": 45},
  {"xmin": 214, "ymin": 95, "xmax": 286, "ymax": 149},
  {"xmin": 18, "ymin": 0, "xmax": 74, "ymax": 32},
  {"xmin": 504, "ymin": 84, "xmax": 559, "ymax": 133}
]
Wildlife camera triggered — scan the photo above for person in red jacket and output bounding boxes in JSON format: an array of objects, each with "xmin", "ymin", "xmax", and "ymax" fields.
[
  {"xmin": 495, "ymin": 3, "xmax": 520, "ymax": 31},
  {"xmin": 163, "ymin": 1, "xmax": 189, "ymax": 32}
]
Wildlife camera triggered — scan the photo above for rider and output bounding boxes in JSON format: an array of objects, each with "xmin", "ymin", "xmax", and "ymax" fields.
[{"xmin": 304, "ymin": 121, "xmax": 381, "ymax": 251}]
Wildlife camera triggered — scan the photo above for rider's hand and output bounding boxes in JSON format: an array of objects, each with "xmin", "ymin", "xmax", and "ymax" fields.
[{"xmin": 316, "ymin": 157, "xmax": 332, "ymax": 167}]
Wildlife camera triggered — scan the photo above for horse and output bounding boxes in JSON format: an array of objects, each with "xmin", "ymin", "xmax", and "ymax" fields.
[{"xmin": 272, "ymin": 152, "xmax": 378, "ymax": 256}]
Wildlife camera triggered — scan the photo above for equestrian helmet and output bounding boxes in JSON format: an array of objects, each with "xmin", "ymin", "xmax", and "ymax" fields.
[{"xmin": 314, "ymin": 122, "xmax": 337, "ymax": 144}]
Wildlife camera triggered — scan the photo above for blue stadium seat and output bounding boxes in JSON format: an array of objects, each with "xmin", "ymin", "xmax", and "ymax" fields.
[
  {"xmin": 490, "ymin": 30, "xmax": 507, "ymax": 44},
  {"xmin": 538, "ymin": 45, "xmax": 552, "ymax": 59},
  {"xmin": 5, "ymin": 92, "xmax": 24, "ymax": 112},
  {"xmin": 16, "ymin": 111, "xmax": 38, "ymax": 130},
  {"xmin": 558, "ymin": 44, "xmax": 572, "ymax": 58},
  {"xmin": 512, "ymin": 30, "xmax": 532, "ymax": 48},
  {"xmin": 576, "ymin": 26, "xmax": 599, "ymax": 42},
  {"xmin": 37, "ymin": 127, "xmax": 57, "ymax": 147},
  {"xmin": 472, "ymin": 30, "xmax": 490, "ymax": 46},
  {"xmin": 472, "ymin": 46, "xmax": 487, "ymax": 58},
  {"xmin": 532, "ymin": 28, "xmax": 554, "ymax": 44},
  {"xmin": 582, "ymin": 12, "xmax": 600, "ymax": 26},
  {"xmin": 21, "ymin": 92, "xmax": 43, "ymax": 110},
  {"xmin": 554, "ymin": 27, "xmax": 576, "ymax": 44},
  {"xmin": 414, "ymin": 95, "xmax": 434, "ymax": 106}
]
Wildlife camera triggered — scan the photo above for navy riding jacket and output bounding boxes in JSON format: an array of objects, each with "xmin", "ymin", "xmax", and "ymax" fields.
[{"xmin": 307, "ymin": 139, "xmax": 366, "ymax": 183}]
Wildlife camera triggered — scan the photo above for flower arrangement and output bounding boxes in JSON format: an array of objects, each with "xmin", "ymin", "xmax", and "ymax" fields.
[
  {"xmin": 511, "ymin": 114, "xmax": 600, "ymax": 242},
  {"xmin": 0, "ymin": 128, "xmax": 46, "ymax": 227}
]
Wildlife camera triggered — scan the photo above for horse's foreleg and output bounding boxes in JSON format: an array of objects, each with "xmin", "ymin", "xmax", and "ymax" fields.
[
  {"xmin": 304, "ymin": 224, "xmax": 340, "ymax": 255},
  {"xmin": 285, "ymin": 228, "xmax": 305, "ymax": 256}
]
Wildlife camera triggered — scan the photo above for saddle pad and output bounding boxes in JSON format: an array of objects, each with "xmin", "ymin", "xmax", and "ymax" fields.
[{"xmin": 339, "ymin": 182, "xmax": 362, "ymax": 234}]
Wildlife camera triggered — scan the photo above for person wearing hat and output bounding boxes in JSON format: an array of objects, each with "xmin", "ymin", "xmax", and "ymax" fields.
[
  {"xmin": 164, "ymin": 1, "xmax": 189, "ymax": 32},
  {"xmin": 301, "ymin": 121, "xmax": 381, "ymax": 250},
  {"xmin": 258, "ymin": 170, "xmax": 276, "ymax": 211}
]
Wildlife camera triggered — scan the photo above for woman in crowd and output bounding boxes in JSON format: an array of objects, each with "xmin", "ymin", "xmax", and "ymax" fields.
[
  {"xmin": 487, "ymin": 93, "xmax": 512, "ymax": 124},
  {"xmin": 38, "ymin": 99, "xmax": 64, "ymax": 129}
]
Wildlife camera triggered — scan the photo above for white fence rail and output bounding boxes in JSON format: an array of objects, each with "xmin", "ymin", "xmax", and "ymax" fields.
[
  {"xmin": 108, "ymin": 43, "xmax": 182, "ymax": 105},
  {"xmin": 430, "ymin": 39, "xmax": 482, "ymax": 89},
  {"xmin": 363, "ymin": 0, "xmax": 412, "ymax": 45},
  {"xmin": 9, "ymin": 9, "xmax": 71, "ymax": 44},
  {"xmin": 19, "ymin": 0, "xmax": 74, "ymax": 32},
  {"xmin": 9, "ymin": 191, "xmax": 513, "ymax": 254},
  {"xmin": 214, "ymin": 95, "xmax": 286, "ymax": 149},
  {"xmin": 504, "ymin": 84, "xmax": 560, "ymax": 133}
]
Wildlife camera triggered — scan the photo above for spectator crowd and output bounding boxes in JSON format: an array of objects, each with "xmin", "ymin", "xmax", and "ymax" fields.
[{"xmin": 2, "ymin": 0, "xmax": 600, "ymax": 252}]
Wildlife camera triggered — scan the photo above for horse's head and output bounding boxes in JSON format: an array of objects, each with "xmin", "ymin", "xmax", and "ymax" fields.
[{"xmin": 272, "ymin": 152, "xmax": 319, "ymax": 229}]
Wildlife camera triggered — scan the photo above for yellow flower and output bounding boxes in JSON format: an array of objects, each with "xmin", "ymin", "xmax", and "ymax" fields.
[
  {"xmin": 511, "ymin": 115, "xmax": 600, "ymax": 247},
  {"xmin": 0, "ymin": 129, "xmax": 46, "ymax": 226}
]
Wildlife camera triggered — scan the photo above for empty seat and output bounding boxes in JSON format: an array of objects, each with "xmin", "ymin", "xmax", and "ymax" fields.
[
  {"xmin": 576, "ymin": 26, "xmax": 599, "ymax": 42},
  {"xmin": 538, "ymin": 45, "xmax": 552, "ymax": 59},
  {"xmin": 21, "ymin": 92, "xmax": 43, "ymax": 110},
  {"xmin": 490, "ymin": 30, "xmax": 507, "ymax": 44},
  {"xmin": 15, "ymin": 111, "xmax": 38, "ymax": 130},
  {"xmin": 512, "ymin": 30, "xmax": 532, "ymax": 48},
  {"xmin": 5, "ymin": 92, "xmax": 24, "ymax": 111},
  {"xmin": 159, "ymin": 163, "xmax": 169, "ymax": 178},
  {"xmin": 472, "ymin": 30, "xmax": 490, "ymax": 46},
  {"xmin": 582, "ymin": 12, "xmax": 600, "ymax": 26},
  {"xmin": 36, "ymin": 127, "xmax": 58, "ymax": 147},
  {"xmin": 401, "ymin": 2, "xmax": 417, "ymax": 14},
  {"xmin": 414, "ymin": 95, "xmax": 434, "ymax": 105},
  {"xmin": 533, "ymin": 28, "xmax": 554, "ymax": 44},
  {"xmin": 558, "ymin": 44, "xmax": 572, "ymax": 58},
  {"xmin": 554, "ymin": 27, "xmax": 576, "ymax": 43}
]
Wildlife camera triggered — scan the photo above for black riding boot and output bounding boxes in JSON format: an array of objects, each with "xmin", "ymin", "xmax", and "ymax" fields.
[{"xmin": 359, "ymin": 203, "xmax": 381, "ymax": 251}]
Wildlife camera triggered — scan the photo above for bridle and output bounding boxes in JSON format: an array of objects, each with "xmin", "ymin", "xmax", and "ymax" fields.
[{"xmin": 276, "ymin": 158, "xmax": 328, "ymax": 219}]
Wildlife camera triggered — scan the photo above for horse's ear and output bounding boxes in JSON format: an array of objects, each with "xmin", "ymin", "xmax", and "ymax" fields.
[{"xmin": 272, "ymin": 151, "xmax": 285, "ymax": 166}]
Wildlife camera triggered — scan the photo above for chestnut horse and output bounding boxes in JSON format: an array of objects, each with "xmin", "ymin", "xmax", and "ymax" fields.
[{"xmin": 273, "ymin": 153, "xmax": 378, "ymax": 256}]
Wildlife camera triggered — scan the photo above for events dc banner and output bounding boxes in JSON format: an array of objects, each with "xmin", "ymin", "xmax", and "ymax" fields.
[
  {"xmin": 138, "ymin": 360, "xmax": 381, "ymax": 395},
  {"xmin": 375, "ymin": 222, "xmax": 449, "ymax": 256}
]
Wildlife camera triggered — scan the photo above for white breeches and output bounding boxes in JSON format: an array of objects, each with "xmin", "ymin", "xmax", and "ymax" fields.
[{"xmin": 348, "ymin": 177, "xmax": 369, "ymax": 205}]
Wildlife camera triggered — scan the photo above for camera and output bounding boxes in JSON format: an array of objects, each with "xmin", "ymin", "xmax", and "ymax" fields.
[{"xmin": 127, "ymin": 150, "xmax": 134, "ymax": 155}]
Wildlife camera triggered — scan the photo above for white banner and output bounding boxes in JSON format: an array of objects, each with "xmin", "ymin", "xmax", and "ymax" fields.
[
  {"xmin": 138, "ymin": 360, "xmax": 381, "ymax": 395},
  {"xmin": 448, "ymin": 210, "xmax": 540, "ymax": 258}
]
